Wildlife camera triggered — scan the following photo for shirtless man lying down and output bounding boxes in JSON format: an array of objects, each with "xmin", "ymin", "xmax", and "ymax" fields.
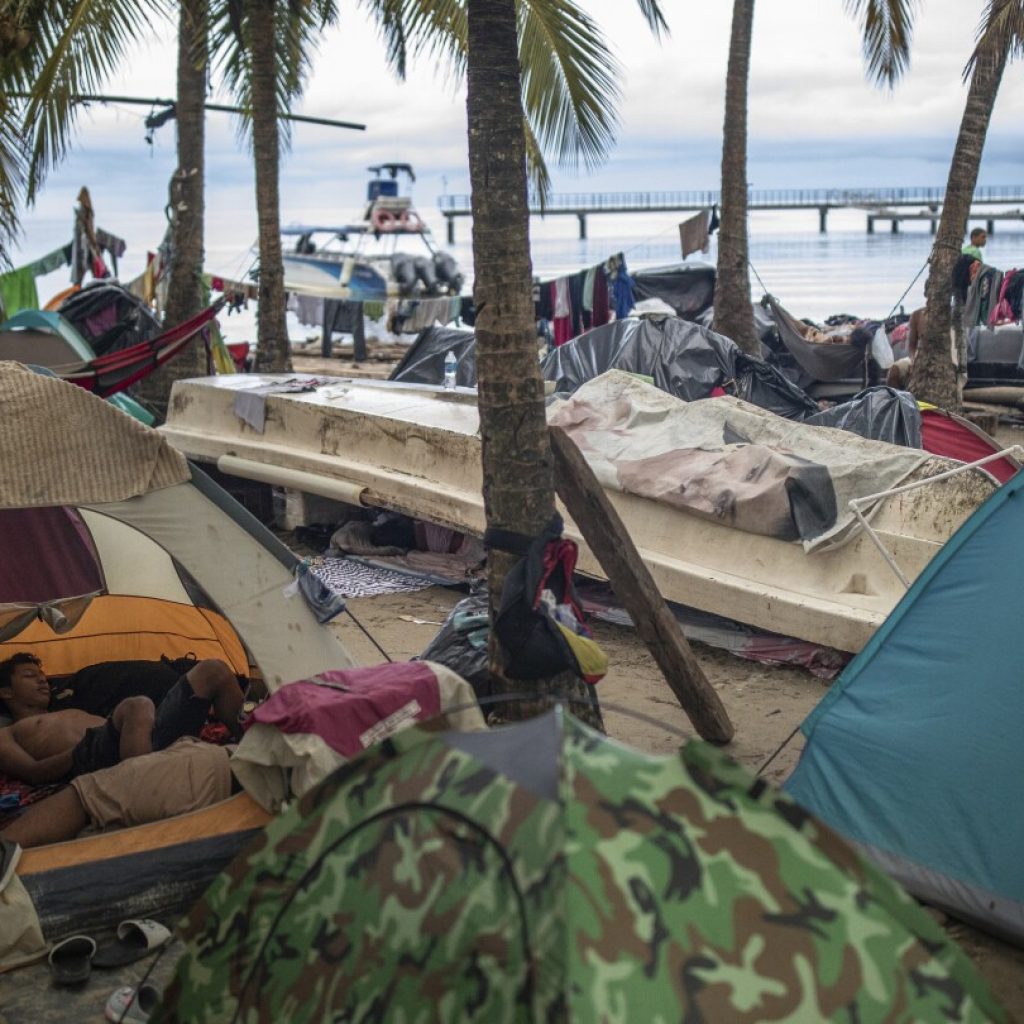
[{"xmin": 0, "ymin": 653, "xmax": 243, "ymax": 785}]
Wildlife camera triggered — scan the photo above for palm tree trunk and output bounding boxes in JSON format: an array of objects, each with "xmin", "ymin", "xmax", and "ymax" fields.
[
  {"xmin": 248, "ymin": 0, "xmax": 291, "ymax": 373},
  {"xmin": 910, "ymin": 48, "xmax": 1006, "ymax": 411},
  {"xmin": 137, "ymin": 0, "xmax": 208, "ymax": 414},
  {"xmin": 713, "ymin": 0, "xmax": 759, "ymax": 355},
  {"xmin": 466, "ymin": 0, "xmax": 601, "ymax": 730}
]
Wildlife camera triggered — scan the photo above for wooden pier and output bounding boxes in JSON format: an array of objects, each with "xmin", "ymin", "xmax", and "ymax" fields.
[
  {"xmin": 866, "ymin": 208, "xmax": 1024, "ymax": 234},
  {"xmin": 437, "ymin": 186, "xmax": 1024, "ymax": 243}
]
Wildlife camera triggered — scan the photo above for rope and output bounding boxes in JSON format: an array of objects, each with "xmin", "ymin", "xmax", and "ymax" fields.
[
  {"xmin": 885, "ymin": 256, "xmax": 930, "ymax": 321},
  {"xmin": 756, "ymin": 723, "xmax": 801, "ymax": 777},
  {"xmin": 344, "ymin": 607, "xmax": 393, "ymax": 663},
  {"xmin": 748, "ymin": 258, "xmax": 770, "ymax": 296}
]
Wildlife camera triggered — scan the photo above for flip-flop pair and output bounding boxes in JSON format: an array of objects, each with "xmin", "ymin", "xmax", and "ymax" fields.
[{"xmin": 48, "ymin": 919, "xmax": 171, "ymax": 986}]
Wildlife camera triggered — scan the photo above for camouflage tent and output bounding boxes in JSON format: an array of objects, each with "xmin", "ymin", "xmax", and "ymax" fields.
[{"xmin": 157, "ymin": 711, "xmax": 1003, "ymax": 1023}]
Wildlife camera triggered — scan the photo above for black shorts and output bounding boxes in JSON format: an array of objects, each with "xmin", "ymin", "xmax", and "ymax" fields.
[{"xmin": 69, "ymin": 675, "xmax": 213, "ymax": 778}]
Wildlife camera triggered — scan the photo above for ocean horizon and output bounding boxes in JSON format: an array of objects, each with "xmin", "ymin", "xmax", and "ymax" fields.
[{"xmin": 16, "ymin": 202, "xmax": 1023, "ymax": 347}]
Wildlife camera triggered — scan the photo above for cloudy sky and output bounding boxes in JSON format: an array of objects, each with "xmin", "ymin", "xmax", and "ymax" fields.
[{"xmin": 9, "ymin": 1, "xmax": 1024, "ymax": 278}]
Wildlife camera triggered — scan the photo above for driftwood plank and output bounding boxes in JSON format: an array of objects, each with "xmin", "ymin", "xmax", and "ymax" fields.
[{"xmin": 549, "ymin": 425, "xmax": 734, "ymax": 744}]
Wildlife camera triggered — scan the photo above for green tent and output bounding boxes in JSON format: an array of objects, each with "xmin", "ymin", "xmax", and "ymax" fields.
[{"xmin": 157, "ymin": 711, "xmax": 1003, "ymax": 1023}]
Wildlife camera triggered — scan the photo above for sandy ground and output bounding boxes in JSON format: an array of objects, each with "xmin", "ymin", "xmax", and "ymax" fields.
[{"xmin": 333, "ymin": 584, "xmax": 1024, "ymax": 1020}]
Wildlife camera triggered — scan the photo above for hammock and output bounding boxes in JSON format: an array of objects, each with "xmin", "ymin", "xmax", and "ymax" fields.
[{"xmin": 57, "ymin": 300, "xmax": 225, "ymax": 398}]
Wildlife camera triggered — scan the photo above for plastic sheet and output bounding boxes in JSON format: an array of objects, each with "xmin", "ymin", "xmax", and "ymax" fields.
[
  {"xmin": 388, "ymin": 325, "xmax": 475, "ymax": 386},
  {"xmin": 806, "ymin": 387, "xmax": 922, "ymax": 448},
  {"xmin": 418, "ymin": 595, "xmax": 490, "ymax": 699},
  {"xmin": 542, "ymin": 315, "xmax": 819, "ymax": 419},
  {"xmin": 631, "ymin": 263, "xmax": 716, "ymax": 318}
]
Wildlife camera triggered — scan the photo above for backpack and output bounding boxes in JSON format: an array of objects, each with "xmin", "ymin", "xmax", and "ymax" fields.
[{"xmin": 491, "ymin": 515, "xmax": 607, "ymax": 684}]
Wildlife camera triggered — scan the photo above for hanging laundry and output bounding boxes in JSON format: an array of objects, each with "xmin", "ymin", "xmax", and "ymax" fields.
[
  {"xmin": 989, "ymin": 269, "xmax": 1019, "ymax": 327},
  {"xmin": 678, "ymin": 208, "xmax": 712, "ymax": 259},
  {"xmin": 592, "ymin": 266, "xmax": 610, "ymax": 327},
  {"xmin": 554, "ymin": 277, "xmax": 570, "ymax": 319},
  {"xmin": 26, "ymin": 246, "xmax": 70, "ymax": 278},
  {"xmin": 0, "ymin": 266, "xmax": 39, "ymax": 319},
  {"xmin": 605, "ymin": 253, "xmax": 636, "ymax": 320}
]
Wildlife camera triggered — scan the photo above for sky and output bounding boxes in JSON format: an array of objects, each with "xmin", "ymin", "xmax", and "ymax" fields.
[{"xmin": 8, "ymin": 0, "xmax": 1024, "ymax": 282}]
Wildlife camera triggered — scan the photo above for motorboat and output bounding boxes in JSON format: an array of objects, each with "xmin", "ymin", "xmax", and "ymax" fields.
[{"xmin": 281, "ymin": 163, "xmax": 464, "ymax": 302}]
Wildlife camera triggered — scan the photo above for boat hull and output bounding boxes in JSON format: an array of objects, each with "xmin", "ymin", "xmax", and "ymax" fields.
[{"xmin": 161, "ymin": 376, "xmax": 994, "ymax": 653}]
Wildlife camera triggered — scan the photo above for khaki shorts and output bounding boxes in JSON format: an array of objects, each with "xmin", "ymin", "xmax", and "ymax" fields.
[{"xmin": 70, "ymin": 737, "xmax": 234, "ymax": 829}]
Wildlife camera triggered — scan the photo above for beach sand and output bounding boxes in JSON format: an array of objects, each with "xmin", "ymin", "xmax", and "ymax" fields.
[{"xmin": 334, "ymin": 584, "xmax": 1024, "ymax": 1019}]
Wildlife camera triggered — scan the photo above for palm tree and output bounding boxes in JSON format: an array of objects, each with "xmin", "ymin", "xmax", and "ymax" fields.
[
  {"xmin": 714, "ymin": 1, "xmax": 916, "ymax": 355},
  {"xmin": 909, "ymin": 48, "xmax": 1007, "ymax": 411},
  {"xmin": 908, "ymin": 1, "xmax": 1022, "ymax": 410},
  {"xmin": 712, "ymin": 0, "xmax": 757, "ymax": 354},
  {"xmin": 138, "ymin": 0, "xmax": 210, "ymax": 411},
  {"xmin": 462, "ymin": 0, "xmax": 664, "ymax": 728},
  {"xmin": 1, "ymin": 1, "xmax": 169, "ymax": 265}
]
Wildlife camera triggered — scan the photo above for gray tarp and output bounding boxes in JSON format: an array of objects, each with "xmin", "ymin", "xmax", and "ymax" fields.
[
  {"xmin": 388, "ymin": 325, "xmax": 475, "ymax": 387},
  {"xmin": 632, "ymin": 263, "xmax": 716, "ymax": 318},
  {"xmin": 391, "ymin": 316, "xmax": 922, "ymax": 448},
  {"xmin": 541, "ymin": 316, "xmax": 820, "ymax": 419}
]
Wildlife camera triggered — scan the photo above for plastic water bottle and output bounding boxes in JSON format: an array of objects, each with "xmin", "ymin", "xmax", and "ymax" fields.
[{"xmin": 443, "ymin": 350, "xmax": 457, "ymax": 391}]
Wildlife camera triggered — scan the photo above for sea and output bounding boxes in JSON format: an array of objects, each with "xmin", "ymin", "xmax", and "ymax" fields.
[{"xmin": 19, "ymin": 205, "xmax": 1024, "ymax": 348}]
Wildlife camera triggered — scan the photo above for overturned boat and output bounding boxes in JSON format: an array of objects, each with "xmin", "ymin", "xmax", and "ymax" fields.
[{"xmin": 160, "ymin": 370, "xmax": 1000, "ymax": 654}]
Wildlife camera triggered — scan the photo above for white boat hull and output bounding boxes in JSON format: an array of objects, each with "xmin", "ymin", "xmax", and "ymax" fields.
[{"xmin": 161, "ymin": 375, "xmax": 994, "ymax": 653}]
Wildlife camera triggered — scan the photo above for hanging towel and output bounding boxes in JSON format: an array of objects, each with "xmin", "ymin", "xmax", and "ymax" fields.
[
  {"xmin": 26, "ymin": 246, "xmax": 70, "ymax": 278},
  {"xmin": 554, "ymin": 277, "xmax": 570, "ymax": 318},
  {"xmin": 0, "ymin": 266, "xmax": 39, "ymax": 319},
  {"xmin": 679, "ymin": 208, "xmax": 712, "ymax": 259}
]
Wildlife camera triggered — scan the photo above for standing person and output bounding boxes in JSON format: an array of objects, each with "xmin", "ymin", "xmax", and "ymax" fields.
[{"xmin": 962, "ymin": 227, "xmax": 988, "ymax": 261}]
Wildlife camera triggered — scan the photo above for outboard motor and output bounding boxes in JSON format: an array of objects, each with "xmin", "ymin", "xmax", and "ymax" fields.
[
  {"xmin": 391, "ymin": 253, "xmax": 418, "ymax": 296},
  {"xmin": 433, "ymin": 252, "xmax": 464, "ymax": 295},
  {"xmin": 413, "ymin": 256, "xmax": 438, "ymax": 294}
]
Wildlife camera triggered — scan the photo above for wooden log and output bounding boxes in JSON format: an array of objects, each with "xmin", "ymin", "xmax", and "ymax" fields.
[
  {"xmin": 962, "ymin": 386, "xmax": 1024, "ymax": 409},
  {"xmin": 549, "ymin": 425, "xmax": 735, "ymax": 744}
]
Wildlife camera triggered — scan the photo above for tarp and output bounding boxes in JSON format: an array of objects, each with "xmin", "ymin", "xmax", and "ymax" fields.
[
  {"xmin": 806, "ymin": 386, "xmax": 922, "ymax": 449},
  {"xmin": 786, "ymin": 469, "xmax": 1024, "ymax": 945},
  {"xmin": 158, "ymin": 711, "xmax": 1004, "ymax": 1023},
  {"xmin": 549, "ymin": 371, "xmax": 930, "ymax": 550},
  {"xmin": 631, "ymin": 262, "xmax": 716, "ymax": 318},
  {"xmin": 387, "ymin": 325, "xmax": 475, "ymax": 386}
]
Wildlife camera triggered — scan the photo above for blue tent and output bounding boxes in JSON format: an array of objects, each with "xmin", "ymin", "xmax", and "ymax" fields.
[{"xmin": 786, "ymin": 469, "xmax": 1024, "ymax": 944}]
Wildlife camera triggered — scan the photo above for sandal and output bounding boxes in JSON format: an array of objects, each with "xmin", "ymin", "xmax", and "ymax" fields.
[
  {"xmin": 94, "ymin": 919, "xmax": 171, "ymax": 969},
  {"xmin": 48, "ymin": 934, "xmax": 96, "ymax": 986},
  {"xmin": 105, "ymin": 983, "xmax": 162, "ymax": 1023}
]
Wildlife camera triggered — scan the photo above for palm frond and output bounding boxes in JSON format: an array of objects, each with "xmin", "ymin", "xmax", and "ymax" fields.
[
  {"xmin": 523, "ymin": 117, "xmax": 550, "ymax": 208},
  {"xmin": 517, "ymin": 0, "xmax": 620, "ymax": 173},
  {"xmin": 13, "ymin": 0, "xmax": 171, "ymax": 201},
  {"xmin": 969, "ymin": 0, "xmax": 1024, "ymax": 76},
  {"xmin": 358, "ymin": 0, "xmax": 411, "ymax": 79},
  {"xmin": 843, "ymin": 0, "xmax": 917, "ymax": 87},
  {"xmin": 0, "ymin": 95, "xmax": 28, "ymax": 261},
  {"xmin": 211, "ymin": 0, "xmax": 339, "ymax": 153},
  {"xmin": 631, "ymin": 0, "xmax": 668, "ymax": 40}
]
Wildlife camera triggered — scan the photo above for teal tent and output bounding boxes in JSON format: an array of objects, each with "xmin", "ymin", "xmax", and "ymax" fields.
[{"xmin": 787, "ymin": 470, "xmax": 1024, "ymax": 944}]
